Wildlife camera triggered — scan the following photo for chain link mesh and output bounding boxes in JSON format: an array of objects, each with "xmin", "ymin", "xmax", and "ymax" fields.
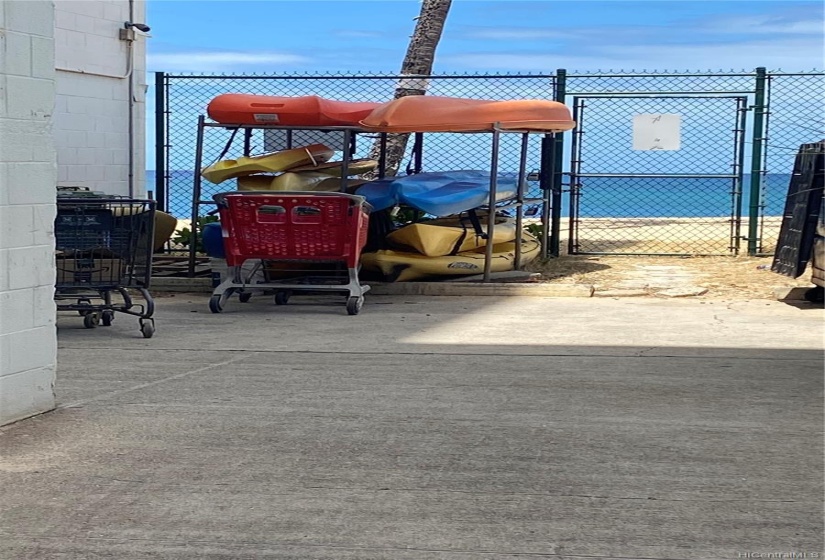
[
  {"xmin": 561, "ymin": 70, "xmax": 824, "ymax": 255},
  {"xmin": 570, "ymin": 95, "xmax": 745, "ymax": 254},
  {"xmin": 760, "ymin": 73, "xmax": 825, "ymax": 255},
  {"xmin": 160, "ymin": 74, "xmax": 555, "ymax": 227},
  {"xmin": 156, "ymin": 70, "xmax": 824, "ymax": 257}
]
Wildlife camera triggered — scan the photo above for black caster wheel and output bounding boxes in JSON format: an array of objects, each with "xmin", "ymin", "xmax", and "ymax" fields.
[
  {"xmin": 346, "ymin": 296, "xmax": 364, "ymax": 316},
  {"xmin": 239, "ymin": 292, "xmax": 252, "ymax": 303},
  {"xmin": 139, "ymin": 320, "xmax": 155, "ymax": 339},
  {"xmin": 101, "ymin": 310, "xmax": 115, "ymax": 326},
  {"xmin": 83, "ymin": 313, "xmax": 100, "ymax": 329},
  {"xmin": 274, "ymin": 291, "xmax": 290, "ymax": 305},
  {"xmin": 209, "ymin": 294, "xmax": 224, "ymax": 313}
]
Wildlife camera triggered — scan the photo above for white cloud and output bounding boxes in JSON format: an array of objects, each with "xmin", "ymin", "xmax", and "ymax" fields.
[
  {"xmin": 455, "ymin": 10, "xmax": 824, "ymax": 48},
  {"xmin": 148, "ymin": 51, "xmax": 311, "ymax": 72},
  {"xmin": 443, "ymin": 36, "xmax": 825, "ymax": 73},
  {"xmin": 698, "ymin": 13, "xmax": 824, "ymax": 35}
]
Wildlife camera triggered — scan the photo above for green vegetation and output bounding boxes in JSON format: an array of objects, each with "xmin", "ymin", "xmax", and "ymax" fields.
[{"xmin": 172, "ymin": 215, "xmax": 219, "ymax": 253}]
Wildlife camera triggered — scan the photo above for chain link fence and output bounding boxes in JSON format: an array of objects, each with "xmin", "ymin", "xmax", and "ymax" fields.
[
  {"xmin": 558, "ymin": 70, "xmax": 825, "ymax": 255},
  {"xmin": 154, "ymin": 69, "xmax": 824, "ymax": 257},
  {"xmin": 562, "ymin": 74, "xmax": 753, "ymax": 255},
  {"xmin": 760, "ymin": 72, "xmax": 825, "ymax": 255},
  {"xmin": 156, "ymin": 74, "xmax": 555, "ymax": 226}
]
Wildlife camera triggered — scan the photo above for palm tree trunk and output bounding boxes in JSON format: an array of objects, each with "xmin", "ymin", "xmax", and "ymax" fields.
[{"xmin": 368, "ymin": 0, "xmax": 452, "ymax": 178}]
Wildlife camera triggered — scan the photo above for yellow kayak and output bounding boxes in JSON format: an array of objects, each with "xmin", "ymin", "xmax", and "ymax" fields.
[
  {"xmin": 284, "ymin": 158, "xmax": 378, "ymax": 176},
  {"xmin": 112, "ymin": 207, "xmax": 177, "ymax": 251},
  {"xmin": 201, "ymin": 144, "xmax": 334, "ymax": 184},
  {"xmin": 269, "ymin": 172, "xmax": 369, "ymax": 192},
  {"xmin": 237, "ymin": 173, "xmax": 368, "ymax": 192},
  {"xmin": 386, "ymin": 214, "xmax": 517, "ymax": 257},
  {"xmin": 236, "ymin": 175, "xmax": 277, "ymax": 191},
  {"xmin": 153, "ymin": 210, "xmax": 178, "ymax": 251},
  {"xmin": 361, "ymin": 235, "xmax": 541, "ymax": 282}
]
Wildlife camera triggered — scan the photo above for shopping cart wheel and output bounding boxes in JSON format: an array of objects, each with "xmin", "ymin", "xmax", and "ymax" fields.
[
  {"xmin": 346, "ymin": 296, "xmax": 364, "ymax": 316},
  {"xmin": 101, "ymin": 310, "xmax": 114, "ymax": 326},
  {"xmin": 238, "ymin": 292, "xmax": 252, "ymax": 303},
  {"xmin": 83, "ymin": 313, "xmax": 100, "ymax": 328},
  {"xmin": 274, "ymin": 291, "xmax": 290, "ymax": 305},
  {"xmin": 209, "ymin": 294, "xmax": 224, "ymax": 313},
  {"xmin": 139, "ymin": 319, "xmax": 155, "ymax": 339}
]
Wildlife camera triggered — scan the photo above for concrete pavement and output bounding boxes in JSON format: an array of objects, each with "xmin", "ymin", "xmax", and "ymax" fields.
[{"xmin": 1, "ymin": 294, "xmax": 823, "ymax": 559}]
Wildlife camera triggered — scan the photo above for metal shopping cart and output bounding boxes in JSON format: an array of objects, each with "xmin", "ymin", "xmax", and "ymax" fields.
[
  {"xmin": 54, "ymin": 197, "xmax": 157, "ymax": 338},
  {"xmin": 209, "ymin": 191, "xmax": 371, "ymax": 315}
]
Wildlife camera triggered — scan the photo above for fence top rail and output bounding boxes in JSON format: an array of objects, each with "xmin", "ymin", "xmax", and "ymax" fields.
[
  {"xmin": 563, "ymin": 70, "xmax": 821, "ymax": 77},
  {"xmin": 158, "ymin": 70, "xmax": 824, "ymax": 80},
  {"xmin": 160, "ymin": 73, "xmax": 557, "ymax": 80},
  {"xmin": 766, "ymin": 71, "xmax": 825, "ymax": 77},
  {"xmin": 564, "ymin": 72, "xmax": 762, "ymax": 78}
]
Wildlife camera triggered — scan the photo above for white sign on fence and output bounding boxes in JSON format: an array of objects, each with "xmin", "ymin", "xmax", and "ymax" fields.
[{"xmin": 632, "ymin": 113, "xmax": 681, "ymax": 151}]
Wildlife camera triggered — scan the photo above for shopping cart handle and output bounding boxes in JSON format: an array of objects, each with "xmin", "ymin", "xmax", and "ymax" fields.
[{"xmin": 213, "ymin": 191, "xmax": 372, "ymax": 212}]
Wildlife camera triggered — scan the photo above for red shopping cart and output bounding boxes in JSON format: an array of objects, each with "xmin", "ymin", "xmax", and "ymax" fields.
[{"xmin": 209, "ymin": 191, "xmax": 371, "ymax": 315}]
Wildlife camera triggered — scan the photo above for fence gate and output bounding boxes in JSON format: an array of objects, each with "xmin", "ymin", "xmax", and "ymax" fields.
[{"xmin": 568, "ymin": 95, "xmax": 748, "ymax": 255}]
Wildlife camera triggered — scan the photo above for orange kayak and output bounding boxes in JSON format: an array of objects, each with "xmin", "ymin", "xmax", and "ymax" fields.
[
  {"xmin": 207, "ymin": 94, "xmax": 381, "ymax": 126},
  {"xmin": 360, "ymin": 96, "xmax": 575, "ymax": 133}
]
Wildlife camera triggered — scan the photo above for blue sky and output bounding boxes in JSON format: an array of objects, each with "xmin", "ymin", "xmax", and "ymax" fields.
[
  {"xmin": 145, "ymin": 0, "xmax": 823, "ymax": 188},
  {"xmin": 146, "ymin": 0, "xmax": 824, "ymax": 74}
]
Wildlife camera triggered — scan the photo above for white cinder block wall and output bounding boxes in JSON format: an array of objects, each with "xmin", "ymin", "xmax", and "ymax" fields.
[
  {"xmin": 0, "ymin": 0, "xmax": 58, "ymax": 425},
  {"xmin": 54, "ymin": 0, "xmax": 147, "ymax": 197}
]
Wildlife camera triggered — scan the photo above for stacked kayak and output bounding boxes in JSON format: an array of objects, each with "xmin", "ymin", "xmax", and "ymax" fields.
[
  {"xmin": 386, "ymin": 213, "xmax": 517, "ymax": 256},
  {"xmin": 201, "ymin": 144, "xmax": 335, "ymax": 184},
  {"xmin": 360, "ymin": 95, "xmax": 576, "ymax": 133},
  {"xmin": 355, "ymin": 170, "xmax": 517, "ymax": 216},
  {"xmin": 201, "ymin": 143, "xmax": 377, "ymax": 192},
  {"xmin": 208, "ymin": 94, "xmax": 380, "ymax": 127},
  {"xmin": 198, "ymin": 93, "xmax": 572, "ymax": 281},
  {"xmin": 361, "ymin": 213, "xmax": 540, "ymax": 282},
  {"xmin": 207, "ymin": 93, "xmax": 575, "ymax": 132},
  {"xmin": 362, "ymin": 233, "xmax": 541, "ymax": 282}
]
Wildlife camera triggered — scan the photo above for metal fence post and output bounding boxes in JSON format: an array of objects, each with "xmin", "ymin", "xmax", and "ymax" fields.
[
  {"xmin": 539, "ymin": 134, "xmax": 554, "ymax": 259},
  {"xmin": 188, "ymin": 115, "xmax": 206, "ymax": 278},
  {"xmin": 550, "ymin": 68, "xmax": 567, "ymax": 257},
  {"xmin": 748, "ymin": 67, "xmax": 767, "ymax": 255},
  {"xmin": 154, "ymin": 71, "xmax": 166, "ymax": 212}
]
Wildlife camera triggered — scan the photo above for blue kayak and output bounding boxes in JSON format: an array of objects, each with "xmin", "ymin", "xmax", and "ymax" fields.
[{"xmin": 355, "ymin": 170, "xmax": 518, "ymax": 216}]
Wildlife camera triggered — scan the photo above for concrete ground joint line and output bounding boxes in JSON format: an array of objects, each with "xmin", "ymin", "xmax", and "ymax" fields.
[
  {"xmin": 299, "ymin": 485, "xmax": 805, "ymax": 504},
  {"xmin": 56, "ymin": 355, "xmax": 250, "ymax": 409},
  {"xmin": 55, "ymin": 347, "xmax": 825, "ymax": 362}
]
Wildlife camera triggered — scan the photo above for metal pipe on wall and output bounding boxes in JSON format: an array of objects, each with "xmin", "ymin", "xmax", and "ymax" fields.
[{"xmin": 127, "ymin": 0, "xmax": 135, "ymax": 197}]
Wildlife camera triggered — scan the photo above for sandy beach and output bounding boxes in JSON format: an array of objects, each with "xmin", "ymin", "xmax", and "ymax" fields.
[{"xmin": 173, "ymin": 216, "xmax": 782, "ymax": 256}]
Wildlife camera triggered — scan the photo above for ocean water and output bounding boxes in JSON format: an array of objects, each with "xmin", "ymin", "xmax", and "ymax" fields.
[{"xmin": 147, "ymin": 169, "xmax": 789, "ymax": 220}]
